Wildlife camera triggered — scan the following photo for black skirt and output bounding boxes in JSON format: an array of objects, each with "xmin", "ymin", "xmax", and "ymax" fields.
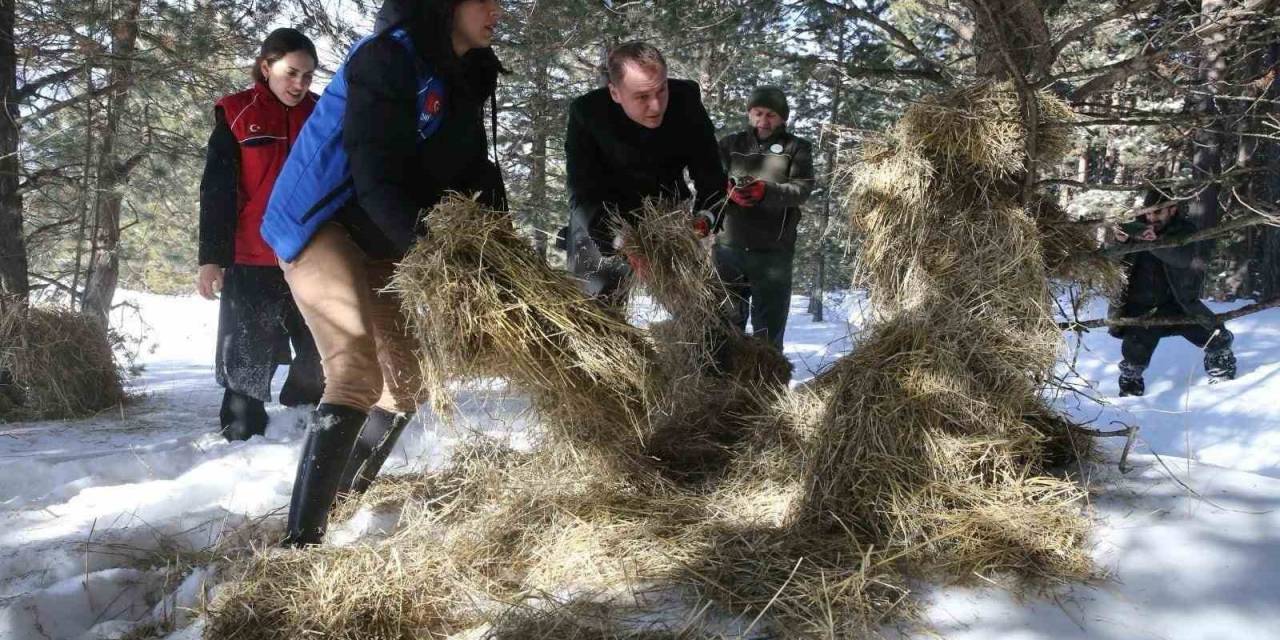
[{"xmin": 215, "ymin": 265, "xmax": 323, "ymax": 404}]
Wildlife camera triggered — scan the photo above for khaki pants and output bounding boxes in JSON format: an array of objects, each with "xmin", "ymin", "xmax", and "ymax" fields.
[{"xmin": 281, "ymin": 224, "xmax": 421, "ymax": 413}]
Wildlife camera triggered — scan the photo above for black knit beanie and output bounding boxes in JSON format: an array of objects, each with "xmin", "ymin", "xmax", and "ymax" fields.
[{"xmin": 747, "ymin": 86, "xmax": 789, "ymax": 120}]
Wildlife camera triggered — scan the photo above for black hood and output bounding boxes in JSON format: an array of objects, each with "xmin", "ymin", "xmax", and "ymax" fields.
[{"xmin": 374, "ymin": 0, "xmax": 428, "ymax": 33}]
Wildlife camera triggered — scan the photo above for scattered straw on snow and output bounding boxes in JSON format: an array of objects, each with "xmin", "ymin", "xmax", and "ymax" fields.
[{"xmin": 206, "ymin": 83, "xmax": 1104, "ymax": 639}]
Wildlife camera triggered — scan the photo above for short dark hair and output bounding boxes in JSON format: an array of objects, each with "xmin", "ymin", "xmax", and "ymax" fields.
[
  {"xmin": 607, "ymin": 41, "xmax": 666, "ymax": 85},
  {"xmin": 252, "ymin": 28, "xmax": 318, "ymax": 84}
]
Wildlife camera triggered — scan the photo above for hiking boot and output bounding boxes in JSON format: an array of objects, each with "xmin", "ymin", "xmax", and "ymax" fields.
[
  {"xmin": 283, "ymin": 403, "xmax": 366, "ymax": 547},
  {"xmin": 337, "ymin": 407, "xmax": 413, "ymax": 497},
  {"xmin": 1205, "ymin": 346, "xmax": 1237, "ymax": 383},
  {"xmin": 1118, "ymin": 361, "xmax": 1146, "ymax": 397}
]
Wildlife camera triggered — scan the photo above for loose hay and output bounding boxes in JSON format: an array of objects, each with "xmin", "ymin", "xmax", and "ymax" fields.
[
  {"xmin": 391, "ymin": 197, "xmax": 662, "ymax": 475},
  {"xmin": 207, "ymin": 83, "xmax": 1099, "ymax": 640},
  {"xmin": 0, "ymin": 305, "xmax": 125, "ymax": 421},
  {"xmin": 805, "ymin": 82, "xmax": 1095, "ymax": 584}
]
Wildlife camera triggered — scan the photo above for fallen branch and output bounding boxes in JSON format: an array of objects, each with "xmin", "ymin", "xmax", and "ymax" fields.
[
  {"xmin": 1071, "ymin": 422, "xmax": 1139, "ymax": 474},
  {"xmin": 1060, "ymin": 296, "xmax": 1280, "ymax": 330}
]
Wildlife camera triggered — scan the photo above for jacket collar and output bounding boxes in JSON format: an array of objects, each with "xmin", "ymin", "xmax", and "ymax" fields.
[
  {"xmin": 746, "ymin": 127, "xmax": 788, "ymax": 148},
  {"xmin": 252, "ymin": 81, "xmax": 284, "ymax": 108}
]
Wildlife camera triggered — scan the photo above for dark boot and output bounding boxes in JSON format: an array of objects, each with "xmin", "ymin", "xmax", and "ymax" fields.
[
  {"xmin": 1118, "ymin": 361, "xmax": 1146, "ymax": 397},
  {"xmin": 1205, "ymin": 346, "xmax": 1237, "ymax": 383},
  {"xmin": 338, "ymin": 408, "xmax": 413, "ymax": 497},
  {"xmin": 220, "ymin": 390, "xmax": 269, "ymax": 441},
  {"xmin": 283, "ymin": 403, "xmax": 367, "ymax": 547}
]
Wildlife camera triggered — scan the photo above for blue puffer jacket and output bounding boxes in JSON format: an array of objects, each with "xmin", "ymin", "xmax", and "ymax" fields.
[{"xmin": 259, "ymin": 26, "xmax": 446, "ymax": 262}]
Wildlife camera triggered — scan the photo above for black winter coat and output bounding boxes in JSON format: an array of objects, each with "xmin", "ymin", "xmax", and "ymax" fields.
[
  {"xmin": 337, "ymin": 0, "xmax": 506, "ymax": 260},
  {"xmin": 565, "ymin": 79, "xmax": 727, "ymax": 255},
  {"xmin": 1108, "ymin": 214, "xmax": 1216, "ymax": 328}
]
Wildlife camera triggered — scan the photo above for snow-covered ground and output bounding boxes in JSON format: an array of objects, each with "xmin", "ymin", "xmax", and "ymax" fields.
[{"xmin": 1, "ymin": 290, "xmax": 1278, "ymax": 639}]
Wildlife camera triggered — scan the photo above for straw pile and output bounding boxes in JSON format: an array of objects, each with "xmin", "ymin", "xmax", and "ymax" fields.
[
  {"xmin": 389, "ymin": 198, "xmax": 661, "ymax": 476},
  {"xmin": 206, "ymin": 82, "xmax": 1100, "ymax": 639},
  {"xmin": 0, "ymin": 305, "xmax": 124, "ymax": 421},
  {"xmin": 799, "ymin": 82, "xmax": 1093, "ymax": 579},
  {"xmin": 616, "ymin": 203, "xmax": 792, "ymax": 477}
]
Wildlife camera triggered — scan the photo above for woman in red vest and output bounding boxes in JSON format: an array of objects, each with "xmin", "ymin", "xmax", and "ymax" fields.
[{"xmin": 196, "ymin": 28, "xmax": 324, "ymax": 441}]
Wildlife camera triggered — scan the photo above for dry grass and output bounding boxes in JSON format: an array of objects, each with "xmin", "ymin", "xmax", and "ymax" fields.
[
  {"xmin": 206, "ymin": 83, "xmax": 1099, "ymax": 640},
  {"xmin": 896, "ymin": 82, "xmax": 1076, "ymax": 179},
  {"xmin": 0, "ymin": 305, "xmax": 124, "ymax": 421},
  {"xmin": 1031, "ymin": 196, "xmax": 1125, "ymax": 295},
  {"xmin": 391, "ymin": 197, "xmax": 662, "ymax": 475},
  {"xmin": 803, "ymin": 83, "xmax": 1094, "ymax": 584}
]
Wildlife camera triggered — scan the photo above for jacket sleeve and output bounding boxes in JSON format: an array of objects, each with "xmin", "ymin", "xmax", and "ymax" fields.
[
  {"xmin": 684, "ymin": 84, "xmax": 728, "ymax": 216},
  {"xmin": 565, "ymin": 99, "xmax": 611, "ymax": 250},
  {"xmin": 343, "ymin": 38, "xmax": 420, "ymax": 255},
  {"xmin": 198, "ymin": 108, "xmax": 238, "ymax": 267},
  {"xmin": 761, "ymin": 138, "xmax": 816, "ymax": 209},
  {"xmin": 1150, "ymin": 243, "xmax": 1196, "ymax": 269}
]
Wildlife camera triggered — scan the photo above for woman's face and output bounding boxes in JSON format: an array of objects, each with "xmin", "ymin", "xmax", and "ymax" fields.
[
  {"xmin": 260, "ymin": 50, "xmax": 316, "ymax": 107},
  {"xmin": 451, "ymin": 0, "xmax": 501, "ymax": 56}
]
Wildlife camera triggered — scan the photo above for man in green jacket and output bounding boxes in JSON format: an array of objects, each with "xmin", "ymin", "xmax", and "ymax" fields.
[{"xmin": 716, "ymin": 86, "xmax": 815, "ymax": 351}]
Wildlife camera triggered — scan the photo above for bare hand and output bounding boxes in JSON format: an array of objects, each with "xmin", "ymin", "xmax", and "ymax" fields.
[
  {"xmin": 1138, "ymin": 227, "xmax": 1158, "ymax": 242},
  {"xmin": 1112, "ymin": 225, "xmax": 1130, "ymax": 243},
  {"xmin": 197, "ymin": 264, "xmax": 224, "ymax": 300}
]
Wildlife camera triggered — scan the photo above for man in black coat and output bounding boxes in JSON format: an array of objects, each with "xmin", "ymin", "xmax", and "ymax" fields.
[
  {"xmin": 564, "ymin": 41, "xmax": 726, "ymax": 303},
  {"xmin": 1107, "ymin": 190, "xmax": 1237, "ymax": 396}
]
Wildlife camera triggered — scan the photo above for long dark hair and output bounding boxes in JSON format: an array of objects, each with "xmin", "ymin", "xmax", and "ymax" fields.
[
  {"xmin": 252, "ymin": 28, "xmax": 318, "ymax": 84},
  {"xmin": 376, "ymin": 0, "xmax": 505, "ymax": 99}
]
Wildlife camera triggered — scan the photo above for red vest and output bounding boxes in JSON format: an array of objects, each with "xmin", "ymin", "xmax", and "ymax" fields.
[{"xmin": 215, "ymin": 83, "xmax": 317, "ymax": 266}]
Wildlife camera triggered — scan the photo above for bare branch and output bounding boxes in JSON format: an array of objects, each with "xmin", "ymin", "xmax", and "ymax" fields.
[
  {"xmin": 1101, "ymin": 214, "xmax": 1275, "ymax": 259},
  {"xmin": 1061, "ymin": 296, "xmax": 1280, "ymax": 329}
]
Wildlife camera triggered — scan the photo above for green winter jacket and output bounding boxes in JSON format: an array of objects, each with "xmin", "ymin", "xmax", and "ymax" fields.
[{"xmin": 717, "ymin": 128, "xmax": 815, "ymax": 252}]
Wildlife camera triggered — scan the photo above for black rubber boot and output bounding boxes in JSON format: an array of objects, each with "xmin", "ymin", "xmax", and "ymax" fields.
[
  {"xmin": 338, "ymin": 407, "xmax": 413, "ymax": 497},
  {"xmin": 220, "ymin": 389, "xmax": 269, "ymax": 441},
  {"xmin": 1118, "ymin": 361, "xmax": 1146, "ymax": 397},
  {"xmin": 283, "ymin": 403, "xmax": 367, "ymax": 547}
]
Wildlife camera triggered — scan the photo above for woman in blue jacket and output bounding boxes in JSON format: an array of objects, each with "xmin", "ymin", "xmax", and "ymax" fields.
[{"xmin": 280, "ymin": 0, "xmax": 505, "ymax": 546}]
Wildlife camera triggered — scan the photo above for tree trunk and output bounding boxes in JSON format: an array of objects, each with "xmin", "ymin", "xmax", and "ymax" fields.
[
  {"xmin": 1248, "ymin": 43, "xmax": 1280, "ymax": 298},
  {"xmin": 81, "ymin": 0, "xmax": 141, "ymax": 322},
  {"xmin": 528, "ymin": 56, "xmax": 549, "ymax": 261},
  {"xmin": 807, "ymin": 21, "xmax": 845, "ymax": 321},
  {"xmin": 0, "ymin": 0, "xmax": 28, "ymax": 308},
  {"xmin": 963, "ymin": 0, "xmax": 1052, "ymax": 80},
  {"xmin": 1186, "ymin": 0, "xmax": 1229, "ymax": 298}
]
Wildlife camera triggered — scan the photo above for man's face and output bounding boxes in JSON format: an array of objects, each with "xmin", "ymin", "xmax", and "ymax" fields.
[
  {"xmin": 748, "ymin": 106, "xmax": 784, "ymax": 139},
  {"xmin": 609, "ymin": 62, "xmax": 669, "ymax": 129},
  {"xmin": 1144, "ymin": 204, "xmax": 1177, "ymax": 231}
]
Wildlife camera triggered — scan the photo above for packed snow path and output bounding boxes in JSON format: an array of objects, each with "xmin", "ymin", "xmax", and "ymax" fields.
[{"xmin": 1, "ymin": 291, "xmax": 1278, "ymax": 639}]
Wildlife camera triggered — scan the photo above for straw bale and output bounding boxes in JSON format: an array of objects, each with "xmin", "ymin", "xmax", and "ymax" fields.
[
  {"xmin": 808, "ymin": 78, "xmax": 1094, "ymax": 586},
  {"xmin": 0, "ymin": 305, "xmax": 124, "ymax": 421}
]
